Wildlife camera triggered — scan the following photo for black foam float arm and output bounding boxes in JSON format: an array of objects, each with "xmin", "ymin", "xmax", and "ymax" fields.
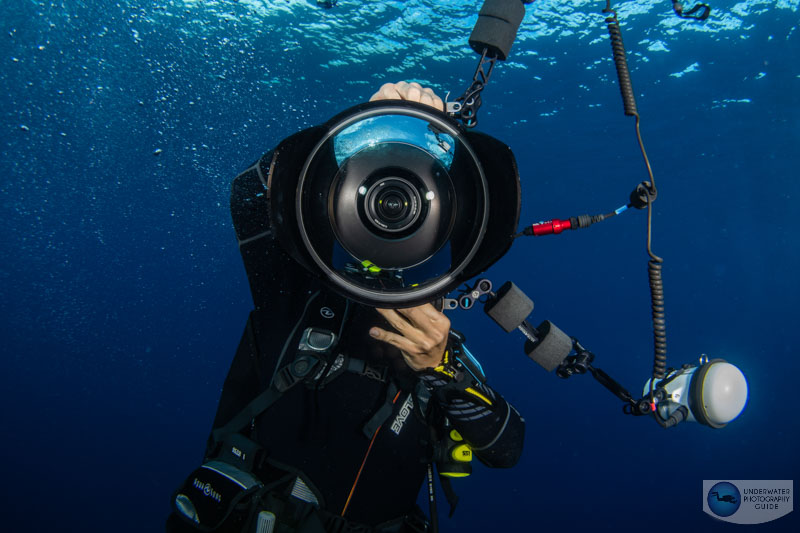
[{"xmin": 468, "ymin": 0, "xmax": 529, "ymax": 61}]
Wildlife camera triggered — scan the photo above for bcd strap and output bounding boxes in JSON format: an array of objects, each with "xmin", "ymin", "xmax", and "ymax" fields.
[
  {"xmin": 212, "ymin": 290, "xmax": 350, "ymax": 449},
  {"xmin": 345, "ymin": 357, "xmax": 389, "ymax": 383},
  {"xmin": 211, "ymin": 387, "xmax": 285, "ymax": 449},
  {"xmin": 305, "ymin": 353, "xmax": 389, "ymax": 391},
  {"xmin": 362, "ymin": 382, "xmax": 399, "ymax": 439}
]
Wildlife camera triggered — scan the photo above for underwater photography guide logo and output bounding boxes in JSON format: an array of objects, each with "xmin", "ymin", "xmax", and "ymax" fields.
[{"xmin": 703, "ymin": 480, "xmax": 793, "ymax": 524}]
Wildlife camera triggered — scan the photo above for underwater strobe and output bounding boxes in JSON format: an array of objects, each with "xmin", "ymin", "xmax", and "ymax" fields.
[
  {"xmin": 447, "ymin": 278, "xmax": 749, "ymax": 429},
  {"xmin": 643, "ymin": 358, "xmax": 748, "ymax": 428}
]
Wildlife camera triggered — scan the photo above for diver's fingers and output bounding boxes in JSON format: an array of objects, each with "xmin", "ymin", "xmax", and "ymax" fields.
[
  {"xmin": 419, "ymin": 92, "xmax": 444, "ymax": 112},
  {"xmin": 369, "ymin": 83, "xmax": 396, "ymax": 101},
  {"xmin": 395, "ymin": 81, "xmax": 423, "ymax": 102},
  {"xmin": 426, "ymin": 89, "xmax": 444, "ymax": 112},
  {"xmin": 390, "ymin": 81, "xmax": 416, "ymax": 99},
  {"xmin": 369, "ymin": 326, "xmax": 414, "ymax": 352},
  {"xmin": 395, "ymin": 304, "xmax": 450, "ymax": 345},
  {"xmin": 372, "ymin": 82, "xmax": 444, "ymax": 111},
  {"xmin": 419, "ymin": 91, "xmax": 435, "ymax": 108},
  {"xmin": 368, "ymin": 327, "xmax": 430, "ymax": 370},
  {"xmin": 409, "ymin": 84, "xmax": 444, "ymax": 111},
  {"xmin": 377, "ymin": 305, "xmax": 449, "ymax": 354},
  {"xmin": 375, "ymin": 308, "xmax": 429, "ymax": 346},
  {"xmin": 370, "ymin": 82, "xmax": 403, "ymax": 102},
  {"xmin": 405, "ymin": 84, "xmax": 422, "ymax": 103},
  {"xmin": 394, "ymin": 80, "xmax": 418, "ymax": 94}
]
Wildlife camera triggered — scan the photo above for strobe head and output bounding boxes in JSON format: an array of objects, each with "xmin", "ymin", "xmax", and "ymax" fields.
[{"xmin": 646, "ymin": 358, "xmax": 749, "ymax": 428}]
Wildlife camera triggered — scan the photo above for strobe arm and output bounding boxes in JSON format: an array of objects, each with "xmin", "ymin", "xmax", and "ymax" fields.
[
  {"xmin": 477, "ymin": 279, "xmax": 692, "ymax": 428},
  {"xmin": 555, "ymin": 337, "xmax": 689, "ymax": 427},
  {"xmin": 482, "ymin": 281, "xmax": 573, "ymax": 372},
  {"xmin": 480, "ymin": 280, "xmax": 669, "ymax": 419},
  {"xmin": 556, "ymin": 340, "xmax": 652, "ymax": 416}
]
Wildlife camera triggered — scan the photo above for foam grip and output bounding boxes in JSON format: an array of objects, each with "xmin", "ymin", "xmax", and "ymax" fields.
[
  {"xmin": 484, "ymin": 281, "xmax": 534, "ymax": 332},
  {"xmin": 524, "ymin": 320, "xmax": 572, "ymax": 372},
  {"xmin": 468, "ymin": 0, "xmax": 526, "ymax": 60}
]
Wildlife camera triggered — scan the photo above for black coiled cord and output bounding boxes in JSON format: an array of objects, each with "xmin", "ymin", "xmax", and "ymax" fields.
[
  {"xmin": 602, "ymin": 2, "xmax": 670, "ymax": 424},
  {"xmin": 649, "ymin": 258, "xmax": 667, "ymax": 379},
  {"xmin": 603, "ymin": 6, "xmax": 637, "ymax": 116}
]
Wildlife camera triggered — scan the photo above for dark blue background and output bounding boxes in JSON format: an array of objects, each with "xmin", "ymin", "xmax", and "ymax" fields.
[{"xmin": 2, "ymin": 1, "xmax": 797, "ymax": 531}]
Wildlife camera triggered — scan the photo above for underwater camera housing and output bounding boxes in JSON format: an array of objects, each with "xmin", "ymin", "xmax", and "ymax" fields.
[{"xmin": 257, "ymin": 100, "xmax": 520, "ymax": 308}]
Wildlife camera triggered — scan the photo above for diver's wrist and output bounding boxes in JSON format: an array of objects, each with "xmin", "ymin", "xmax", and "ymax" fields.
[{"xmin": 416, "ymin": 345, "xmax": 460, "ymax": 384}]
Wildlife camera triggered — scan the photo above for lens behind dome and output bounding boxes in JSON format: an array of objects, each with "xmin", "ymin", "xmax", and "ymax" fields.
[
  {"xmin": 364, "ymin": 176, "xmax": 421, "ymax": 233},
  {"xmin": 330, "ymin": 142, "xmax": 451, "ymax": 268}
]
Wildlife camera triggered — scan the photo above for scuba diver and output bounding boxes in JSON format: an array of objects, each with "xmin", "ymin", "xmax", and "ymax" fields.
[{"xmin": 166, "ymin": 82, "xmax": 525, "ymax": 533}]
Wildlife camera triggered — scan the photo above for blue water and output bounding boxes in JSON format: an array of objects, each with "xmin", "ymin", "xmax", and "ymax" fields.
[{"xmin": 2, "ymin": 1, "xmax": 798, "ymax": 531}]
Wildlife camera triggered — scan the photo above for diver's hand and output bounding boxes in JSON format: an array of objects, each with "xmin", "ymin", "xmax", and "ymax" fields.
[
  {"xmin": 369, "ymin": 81, "xmax": 444, "ymax": 112},
  {"xmin": 370, "ymin": 304, "xmax": 450, "ymax": 371}
]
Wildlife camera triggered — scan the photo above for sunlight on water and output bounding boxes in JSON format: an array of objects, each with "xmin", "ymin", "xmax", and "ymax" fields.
[{"xmin": 152, "ymin": 0, "xmax": 799, "ymax": 107}]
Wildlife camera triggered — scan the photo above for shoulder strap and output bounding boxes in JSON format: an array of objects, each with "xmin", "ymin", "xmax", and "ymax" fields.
[
  {"xmin": 211, "ymin": 290, "xmax": 350, "ymax": 449},
  {"xmin": 361, "ymin": 381, "xmax": 399, "ymax": 439}
]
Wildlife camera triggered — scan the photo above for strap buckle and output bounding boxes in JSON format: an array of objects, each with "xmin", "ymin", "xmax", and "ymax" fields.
[
  {"xmin": 298, "ymin": 327, "xmax": 337, "ymax": 353},
  {"xmin": 274, "ymin": 327, "xmax": 338, "ymax": 392}
]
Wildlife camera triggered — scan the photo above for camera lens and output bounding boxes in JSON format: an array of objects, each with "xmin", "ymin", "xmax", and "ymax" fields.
[
  {"xmin": 363, "ymin": 176, "xmax": 422, "ymax": 234},
  {"xmin": 378, "ymin": 191, "xmax": 407, "ymax": 220}
]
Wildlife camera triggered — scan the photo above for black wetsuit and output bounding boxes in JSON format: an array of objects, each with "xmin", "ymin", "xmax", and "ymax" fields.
[
  {"xmin": 167, "ymin": 154, "xmax": 525, "ymax": 531},
  {"xmin": 198, "ymin": 298, "xmax": 525, "ymax": 528}
]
